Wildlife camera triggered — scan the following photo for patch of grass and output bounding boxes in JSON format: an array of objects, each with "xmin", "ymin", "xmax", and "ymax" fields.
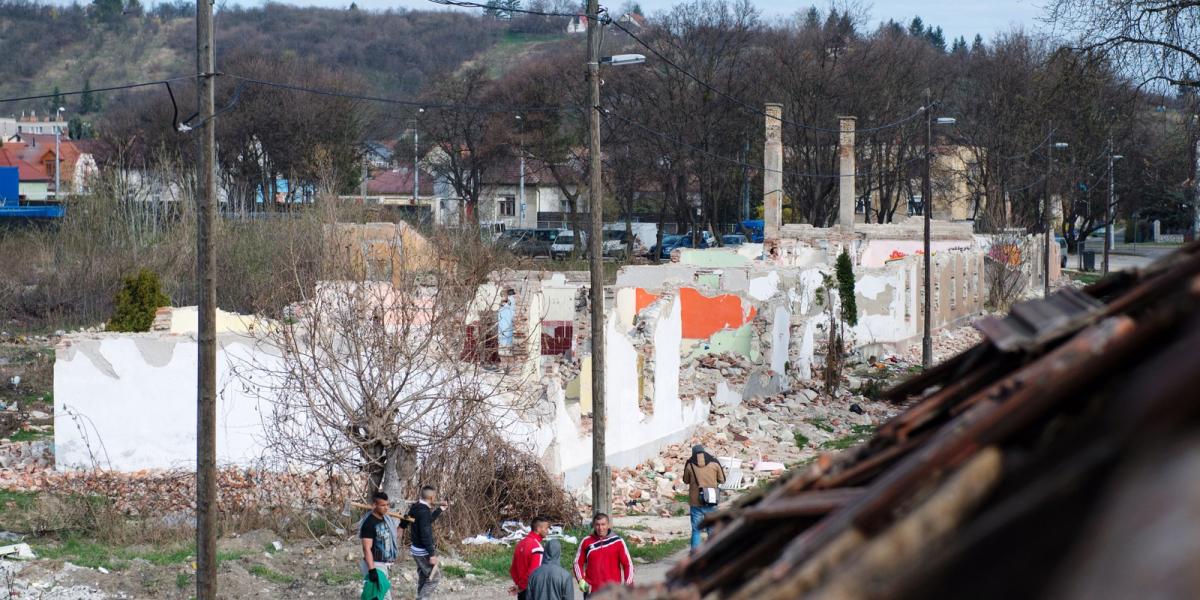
[
  {"xmin": 628, "ymin": 537, "xmax": 690, "ymax": 563},
  {"xmin": 1069, "ymin": 271, "xmax": 1103, "ymax": 286},
  {"xmin": 319, "ymin": 571, "xmax": 359, "ymax": 586},
  {"xmin": 808, "ymin": 417, "xmax": 835, "ymax": 433},
  {"xmin": 442, "ymin": 565, "xmax": 468, "ymax": 578},
  {"xmin": 672, "ymin": 492, "xmax": 689, "ymax": 504},
  {"xmin": 793, "ymin": 431, "xmax": 810, "ymax": 448},
  {"xmin": 248, "ymin": 564, "xmax": 295, "ymax": 585},
  {"xmin": 0, "ymin": 489, "xmax": 39, "ymax": 511},
  {"xmin": 821, "ymin": 425, "xmax": 876, "ymax": 451},
  {"xmin": 36, "ymin": 538, "xmax": 248, "ymax": 572},
  {"xmin": 462, "ymin": 545, "xmax": 512, "ymax": 580},
  {"xmin": 5, "ymin": 429, "xmax": 50, "ymax": 442},
  {"xmin": 176, "ymin": 572, "xmax": 190, "ymax": 589}
]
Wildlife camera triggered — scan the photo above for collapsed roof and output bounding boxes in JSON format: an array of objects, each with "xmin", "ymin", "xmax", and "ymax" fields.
[{"xmin": 604, "ymin": 240, "xmax": 1200, "ymax": 600}]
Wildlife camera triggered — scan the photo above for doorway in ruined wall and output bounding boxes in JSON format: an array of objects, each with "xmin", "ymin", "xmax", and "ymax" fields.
[
  {"xmin": 540, "ymin": 321, "xmax": 573, "ymax": 356},
  {"xmin": 463, "ymin": 315, "xmax": 500, "ymax": 364}
]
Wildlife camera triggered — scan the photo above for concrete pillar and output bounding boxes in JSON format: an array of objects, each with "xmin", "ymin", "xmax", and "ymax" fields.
[
  {"xmin": 764, "ymin": 103, "xmax": 783, "ymax": 241},
  {"xmin": 1153, "ymin": 219, "xmax": 1161, "ymax": 242},
  {"xmin": 838, "ymin": 116, "xmax": 856, "ymax": 230}
]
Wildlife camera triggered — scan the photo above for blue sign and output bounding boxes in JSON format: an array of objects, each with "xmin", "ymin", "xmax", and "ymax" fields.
[{"xmin": 0, "ymin": 167, "xmax": 18, "ymax": 207}]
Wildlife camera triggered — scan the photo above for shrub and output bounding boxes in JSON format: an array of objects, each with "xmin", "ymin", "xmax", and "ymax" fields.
[
  {"xmin": 836, "ymin": 248, "xmax": 857, "ymax": 327},
  {"xmin": 107, "ymin": 270, "xmax": 169, "ymax": 332}
]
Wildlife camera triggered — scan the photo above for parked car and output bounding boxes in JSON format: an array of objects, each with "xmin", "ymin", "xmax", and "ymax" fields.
[
  {"xmin": 602, "ymin": 230, "xmax": 632, "ymax": 257},
  {"xmin": 1055, "ymin": 235, "xmax": 1068, "ymax": 268},
  {"xmin": 647, "ymin": 234, "xmax": 681, "ymax": 258},
  {"xmin": 721, "ymin": 234, "xmax": 748, "ymax": 247},
  {"xmin": 655, "ymin": 232, "xmax": 713, "ymax": 259},
  {"xmin": 551, "ymin": 231, "xmax": 584, "ymax": 260},
  {"xmin": 500, "ymin": 228, "xmax": 558, "ymax": 257}
]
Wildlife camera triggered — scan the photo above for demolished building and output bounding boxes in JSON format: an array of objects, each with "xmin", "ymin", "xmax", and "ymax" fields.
[
  {"xmin": 53, "ymin": 214, "xmax": 1054, "ymax": 494},
  {"xmin": 599, "ymin": 241, "xmax": 1200, "ymax": 600}
]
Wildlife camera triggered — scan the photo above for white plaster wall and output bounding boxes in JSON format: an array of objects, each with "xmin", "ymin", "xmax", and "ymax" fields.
[
  {"xmin": 547, "ymin": 294, "xmax": 707, "ymax": 487},
  {"xmin": 54, "ymin": 335, "xmax": 275, "ymax": 470},
  {"xmin": 859, "ymin": 239, "xmax": 974, "ymax": 268},
  {"xmin": 851, "ymin": 267, "xmax": 916, "ymax": 345},
  {"xmin": 771, "ymin": 306, "xmax": 790, "ymax": 376}
]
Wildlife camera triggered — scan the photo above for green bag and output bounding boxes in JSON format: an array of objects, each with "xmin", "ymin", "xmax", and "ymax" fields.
[{"xmin": 360, "ymin": 567, "xmax": 391, "ymax": 600}]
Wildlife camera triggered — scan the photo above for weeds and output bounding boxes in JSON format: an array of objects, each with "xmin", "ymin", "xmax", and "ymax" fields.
[
  {"xmin": 821, "ymin": 425, "xmax": 876, "ymax": 451},
  {"xmin": 249, "ymin": 564, "xmax": 296, "ymax": 585},
  {"xmin": 808, "ymin": 418, "xmax": 835, "ymax": 433},
  {"xmin": 794, "ymin": 432, "xmax": 810, "ymax": 448},
  {"xmin": 319, "ymin": 571, "xmax": 360, "ymax": 586}
]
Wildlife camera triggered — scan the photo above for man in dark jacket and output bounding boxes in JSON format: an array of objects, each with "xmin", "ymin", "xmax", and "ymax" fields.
[
  {"xmin": 526, "ymin": 538, "xmax": 573, "ymax": 600},
  {"xmin": 399, "ymin": 486, "xmax": 446, "ymax": 599},
  {"xmin": 682, "ymin": 445, "xmax": 726, "ymax": 552}
]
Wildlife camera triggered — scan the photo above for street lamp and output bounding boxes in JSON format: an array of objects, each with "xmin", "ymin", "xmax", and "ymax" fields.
[
  {"xmin": 54, "ymin": 107, "xmax": 65, "ymax": 200},
  {"xmin": 1044, "ymin": 138, "xmax": 1069, "ymax": 297},
  {"xmin": 515, "ymin": 114, "xmax": 526, "ymax": 226},
  {"xmin": 1103, "ymin": 142, "xmax": 1123, "ymax": 275},
  {"xmin": 586, "ymin": 1, "xmax": 645, "ymax": 518},
  {"xmin": 920, "ymin": 95, "xmax": 954, "ymax": 370},
  {"xmin": 413, "ymin": 107, "xmax": 424, "ymax": 208}
]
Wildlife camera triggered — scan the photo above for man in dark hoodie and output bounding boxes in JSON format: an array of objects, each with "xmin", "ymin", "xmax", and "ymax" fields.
[
  {"xmin": 399, "ymin": 485, "xmax": 446, "ymax": 599},
  {"xmin": 682, "ymin": 444, "xmax": 726, "ymax": 551},
  {"xmin": 526, "ymin": 538, "xmax": 574, "ymax": 600}
]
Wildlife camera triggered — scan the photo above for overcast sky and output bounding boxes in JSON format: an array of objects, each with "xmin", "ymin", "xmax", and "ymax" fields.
[{"xmin": 222, "ymin": 0, "xmax": 1047, "ymax": 42}]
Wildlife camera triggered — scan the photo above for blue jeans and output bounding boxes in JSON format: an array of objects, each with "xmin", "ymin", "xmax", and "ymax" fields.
[{"xmin": 690, "ymin": 505, "xmax": 716, "ymax": 550}]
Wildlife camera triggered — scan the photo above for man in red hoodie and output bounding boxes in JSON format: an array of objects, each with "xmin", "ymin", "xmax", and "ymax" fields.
[
  {"xmin": 509, "ymin": 516, "xmax": 550, "ymax": 600},
  {"xmin": 573, "ymin": 513, "xmax": 633, "ymax": 597}
]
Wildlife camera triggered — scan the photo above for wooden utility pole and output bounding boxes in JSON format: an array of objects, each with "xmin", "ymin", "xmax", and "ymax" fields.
[
  {"xmin": 586, "ymin": 0, "xmax": 610, "ymax": 518},
  {"xmin": 921, "ymin": 90, "xmax": 933, "ymax": 370},
  {"xmin": 195, "ymin": 0, "xmax": 218, "ymax": 596}
]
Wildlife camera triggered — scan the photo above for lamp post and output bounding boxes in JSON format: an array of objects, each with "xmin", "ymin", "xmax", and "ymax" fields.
[
  {"xmin": 920, "ymin": 91, "xmax": 954, "ymax": 370},
  {"xmin": 54, "ymin": 107, "xmax": 64, "ymax": 199},
  {"xmin": 515, "ymin": 114, "xmax": 526, "ymax": 226},
  {"xmin": 585, "ymin": 1, "xmax": 644, "ymax": 518},
  {"xmin": 1044, "ymin": 136, "xmax": 1069, "ymax": 298},
  {"xmin": 1103, "ymin": 138, "xmax": 1123, "ymax": 274},
  {"xmin": 413, "ymin": 107, "xmax": 424, "ymax": 207}
]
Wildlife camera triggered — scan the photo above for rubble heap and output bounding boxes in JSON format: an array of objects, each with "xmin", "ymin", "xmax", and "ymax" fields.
[
  {"xmin": 603, "ymin": 241, "xmax": 1200, "ymax": 600},
  {"xmin": 599, "ymin": 381, "xmax": 898, "ymax": 519}
]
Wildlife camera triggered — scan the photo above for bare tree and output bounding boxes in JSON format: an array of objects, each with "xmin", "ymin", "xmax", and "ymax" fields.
[{"xmin": 240, "ymin": 224, "xmax": 537, "ymax": 499}]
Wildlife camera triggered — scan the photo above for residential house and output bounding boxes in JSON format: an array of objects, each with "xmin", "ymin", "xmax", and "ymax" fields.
[
  {"xmin": 478, "ymin": 158, "xmax": 586, "ymax": 230},
  {"xmin": 566, "ymin": 14, "xmax": 588, "ymax": 34},
  {"xmin": 0, "ymin": 135, "xmax": 98, "ymax": 198},
  {"xmin": 0, "ymin": 146, "xmax": 51, "ymax": 201},
  {"xmin": 352, "ymin": 165, "xmax": 446, "ymax": 223}
]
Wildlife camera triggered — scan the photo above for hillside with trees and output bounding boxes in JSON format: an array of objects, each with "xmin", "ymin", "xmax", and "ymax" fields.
[{"xmin": 0, "ymin": 0, "xmax": 577, "ymax": 117}]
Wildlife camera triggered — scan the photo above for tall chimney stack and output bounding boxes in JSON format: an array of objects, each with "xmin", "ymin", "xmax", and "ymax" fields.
[
  {"xmin": 763, "ymin": 103, "xmax": 783, "ymax": 241},
  {"xmin": 838, "ymin": 116, "xmax": 856, "ymax": 230}
]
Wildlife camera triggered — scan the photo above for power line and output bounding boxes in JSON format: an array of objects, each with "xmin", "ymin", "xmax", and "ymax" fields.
[
  {"xmin": 0, "ymin": 75, "xmax": 197, "ymax": 105},
  {"xmin": 428, "ymin": 0, "xmax": 592, "ymax": 19},
  {"xmin": 607, "ymin": 17, "xmax": 925, "ymax": 136}
]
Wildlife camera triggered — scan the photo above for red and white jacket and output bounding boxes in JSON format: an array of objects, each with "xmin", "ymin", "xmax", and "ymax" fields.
[
  {"xmin": 574, "ymin": 532, "xmax": 634, "ymax": 590},
  {"xmin": 509, "ymin": 532, "xmax": 545, "ymax": 592}
]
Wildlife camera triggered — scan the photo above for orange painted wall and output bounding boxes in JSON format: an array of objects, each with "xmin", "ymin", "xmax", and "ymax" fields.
[
  {"xmin": 635, "ymin": 288, "xmax": 660, "ymax": 314},
  {"xmin": 678, "ymin": 287, "xmax": 756, "ymax": 339}
]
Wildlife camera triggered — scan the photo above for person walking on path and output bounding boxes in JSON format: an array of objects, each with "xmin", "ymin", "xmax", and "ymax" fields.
[
  {"xmin": 510, "ymin": 516, "xmax": 549, "ymax": 600},
  {"xmin": 682, "ymin": 444, "xmax": 726, "ymax": 552},
  {"xmin": 526, "ymin": 538, "xmax": 574, "ymax": 600},
  {"xmin": 573, "ymin": 513, "xmax": 633, "ymax": 597},
  {"xmin": 359, "ymin": 491, "xmax": 401, "ymax": 600},
  {"xmin": 399, "ymin": 486, "xmax": 446, "ymax": 599}
]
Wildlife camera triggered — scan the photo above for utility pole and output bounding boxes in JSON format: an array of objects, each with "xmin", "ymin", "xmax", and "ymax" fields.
[
  {"xmin": 516, "ymin": 114, "xmax": 526, "ymax": 226},
  {"xmin": 413, "ymin": 113, "xmax": 421, "ymax": 205},
  {"xmin": 1044, "ymin": 128, "xmax": 1067, "ymax": 299},
  {"xmin": 586, "ymin": 0, "xmax": 610, "ymax": 519},
  {"xmin": 1104, "ymin": 136, "xmax": 1114, "ymax": 274},
  {"xmin": 195, "ymin": 0, "xmax": 218, "ymax": 596},
  {"xmin": 921, "ymin": 90, "xmax": 933, "ymax": 370},
  {"xmin": 54, "ymin": 107, "xmax": 63, "ymax": 200}
]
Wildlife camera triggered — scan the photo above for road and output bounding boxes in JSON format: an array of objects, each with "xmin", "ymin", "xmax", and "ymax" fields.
[{"xmin": 1066, "ymin": 242, "xmax": 1181, "ymax": 273}]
